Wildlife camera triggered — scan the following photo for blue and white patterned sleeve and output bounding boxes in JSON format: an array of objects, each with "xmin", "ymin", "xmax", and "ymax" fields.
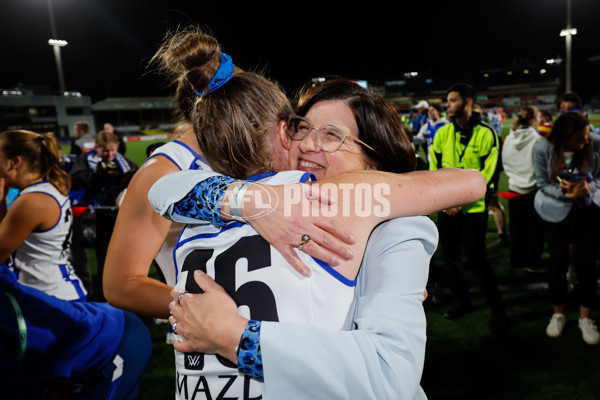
[
  {"xmin": 149, "ymin": 170, "xmax": 233, "ymax": 225},
  {"xmin": 171, "ymin": 175, "xmax": 235, "ymax": 227},
  {"xmin": 237, "ymin": 320, "xmax": 264, "ymax": 382}
]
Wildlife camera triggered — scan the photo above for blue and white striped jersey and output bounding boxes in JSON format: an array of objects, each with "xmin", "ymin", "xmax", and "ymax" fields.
[
  {"xmin": 10, "ymin": 181, "xmax": 86, "ymax": 301},
  {"xmin": 172, "ymin": 170, "xmax": 357, "ymax": 400}
]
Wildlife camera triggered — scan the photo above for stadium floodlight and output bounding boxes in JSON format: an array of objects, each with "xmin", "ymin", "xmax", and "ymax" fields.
[
  {"xmin": 48, "ymin": 39, "xmax": 68, "ymax": 46},
  {"xmin": 46, "ymin": 0, "xmax": 67, "ymax": 93},
  {"xmin": 48, "ymin": 38, "xmax": 67, "ymax": 93},
  {"xmin": 559, "ymin": 28, "xmax": 577, "ymax": 37},
  {"xmin": 562, "ymin": 0, "xmax": 576, "ymax": 91}
]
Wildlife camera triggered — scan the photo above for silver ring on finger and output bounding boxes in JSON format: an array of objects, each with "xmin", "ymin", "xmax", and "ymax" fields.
[
  {"xmin": 172, "ymin": 321, "xmax": 178, "ymax": 335},
  {"xmin": 177, "ymin": 291, "xmax": 189, "ymax": 305}
]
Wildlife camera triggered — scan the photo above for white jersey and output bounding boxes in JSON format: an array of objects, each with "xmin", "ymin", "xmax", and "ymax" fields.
[
  {"xmin": 10, "ymin": 181, "xmax": 86, "ymax": 301},
  {"xmin": 146, "ymin": 140, "xmax": 211, "ymax": 285},
  {"xmin": 173, "ymin": 171, "xmax": 357, "ymax": 400}
]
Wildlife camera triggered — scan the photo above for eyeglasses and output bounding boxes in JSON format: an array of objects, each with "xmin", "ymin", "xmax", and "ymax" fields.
[{"xmin": 287, "ymin": 115, "xmax": 376, "ymax": 153}]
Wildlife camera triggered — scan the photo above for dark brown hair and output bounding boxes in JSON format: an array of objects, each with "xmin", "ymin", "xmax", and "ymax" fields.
[
  {"xmin": 295, "ymin": 79, "xmax": 416, "ymax": 173},
  {"xmin": 512, "ymin": 106, "xmax": 539, "ymax": 130},
  {"xmin": 547, "ymin": 111, "xmax": 591, "ymax": 182},
  {"xmin": 73, "ymin": 121, "xmax": 89, "ymax": 133}
]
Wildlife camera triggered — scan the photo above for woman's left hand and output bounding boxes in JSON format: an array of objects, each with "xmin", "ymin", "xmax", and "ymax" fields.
[
  {"xmin": 243, "ymin": 182, "xmax": 356, "ymax": 277},
  {"xmin": 560, "ymin": 178, "xmax": 590, "ymax": 199},
  {"xmin": 169, "ymin": 271, "xmax": 248, "ymax": 364}
]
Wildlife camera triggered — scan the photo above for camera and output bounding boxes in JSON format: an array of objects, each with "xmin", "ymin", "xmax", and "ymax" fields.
[{"xmin": 558, "ymin": 169, "xmax": 591, "ymax": 183}]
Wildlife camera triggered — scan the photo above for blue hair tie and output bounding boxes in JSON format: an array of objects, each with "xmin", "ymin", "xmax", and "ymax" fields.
[{"xmin": 196, "ymin": 52, "xmax": 234, "ymax": 97}]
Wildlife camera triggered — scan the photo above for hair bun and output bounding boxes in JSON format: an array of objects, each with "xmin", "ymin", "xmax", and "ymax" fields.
[{"xmin": 155, "ymin": 28, "xmax": 222, "ymax": 94}]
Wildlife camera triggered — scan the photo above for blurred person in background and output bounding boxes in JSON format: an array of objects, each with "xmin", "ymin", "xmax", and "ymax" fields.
[
  {"xmin": 69, "ymin": 121, "xmax": 94, "ymax": 156},
  {"xmin": 70, "ymin": 131, "xmax": 137, "ymax": 301},
  {"xmin": 488, "ymin": 107, "xmax": 503, "ymax": 136},
  {"xmin": 103, "ymin": 122, "xmax": 127, "ymax": 155},
  {"xmin": 538, "ymin": 109, "xmax": 554, "ymax": 138},
  {"xmin": 502, "ymin": 106, "xmax": 545, "ymax": 273},
  {"xmin": 473, "ymin": 104, "xmax": 509, "ymax": 249},
  {"xmin": 429, "ymin": 83, "xmax": 508, "ymax": 334},
  {"xmin": 558, "ymin": 91, "xmax": 584, "ymax": 114},
  {"xmin": 68, "ymin": 121, "xmax": 95, "ymax": 292},
  {"xmin": 413, "ymin": 102, "xmax": 449, "ymax": 165},
  {"xmin": 410, "ymin": 100, "xmax": 429, "ymax": 155},
  {"xmin": 558, "ymin": 91, "xmax": 595, "ymax": 132},
  {"xmin": 533, "ymin": 111, "xmax": 600, "ymax": 345}
]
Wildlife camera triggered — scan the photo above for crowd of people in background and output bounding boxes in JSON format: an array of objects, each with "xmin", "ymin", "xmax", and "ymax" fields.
[
  {"xmin": 409, "ymin": 88, "xmax": 600, "ymax": 345},
  {"xmin": 1, "ymin": 23, "xmax": 599, "ymax": 397}
]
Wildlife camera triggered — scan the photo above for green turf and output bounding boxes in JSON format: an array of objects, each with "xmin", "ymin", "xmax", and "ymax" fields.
[{"xmin": 420, "ymin": 212, "xmax": 600, "ymax": 400}]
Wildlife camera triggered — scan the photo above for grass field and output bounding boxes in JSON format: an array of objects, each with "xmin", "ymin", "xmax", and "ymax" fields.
[{"xmin": 68, "ymin": 121, "xmax": 600, "ymax": 399}]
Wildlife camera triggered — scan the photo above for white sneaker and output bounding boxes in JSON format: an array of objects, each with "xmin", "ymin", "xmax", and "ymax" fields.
[
  {"xmin": 578, "ymin": 318, "xmax": 600, "ymax": 345},
  {"xmin": 546, "ymin": 313, "xmax": 566, "ymax": 338}
]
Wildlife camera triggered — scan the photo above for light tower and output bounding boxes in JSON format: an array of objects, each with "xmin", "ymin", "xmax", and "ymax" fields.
[
  {"xmin": 560, "ymin": 0, "xmax": 577, "ymax": 92},
  {"xmin": 47, "ymin": 0, "xmax": 67, "ymax": 93}
]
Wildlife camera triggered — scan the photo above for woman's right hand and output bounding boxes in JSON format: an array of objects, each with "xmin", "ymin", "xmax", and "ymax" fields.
[
  {"xmin": 242, "ymin": 182, "xmax": 356, "ymax": 277},
  {"xmin": 169, "ymin": 271, "xmax": 247, "ymax": 364},
  {"xmin": 444, "ymin": 206, "xmax": 463, "ymax": 216}
]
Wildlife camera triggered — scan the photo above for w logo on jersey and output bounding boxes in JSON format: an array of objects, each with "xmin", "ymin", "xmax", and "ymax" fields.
[{"xmin": 185, "ymin": 352, "xmax": 204, "ymax": 370}]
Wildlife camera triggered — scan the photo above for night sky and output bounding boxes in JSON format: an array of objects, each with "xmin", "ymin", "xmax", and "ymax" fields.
[{"xmin": 2, "ymin": 0, "xmax": 600, "ymax": 103}]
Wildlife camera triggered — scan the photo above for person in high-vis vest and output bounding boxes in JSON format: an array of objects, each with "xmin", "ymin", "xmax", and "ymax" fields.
[{"xmin": 429, "ymin": 82, "xmax": 509, "ymax": 335}]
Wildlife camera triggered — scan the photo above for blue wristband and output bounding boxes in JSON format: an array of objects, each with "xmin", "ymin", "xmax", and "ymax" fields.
[
  {"xmin": 172, "ymin": 175, "xmax": 235, "ymax": 226},
  {"xmin": 237, "ymin": 320, "xmax": 263, "ymax": 382}
]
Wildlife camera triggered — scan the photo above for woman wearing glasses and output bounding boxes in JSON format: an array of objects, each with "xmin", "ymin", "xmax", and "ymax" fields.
[{"xmin": 148, "ymin": 28, "xmax": 485, "ymax": 399}]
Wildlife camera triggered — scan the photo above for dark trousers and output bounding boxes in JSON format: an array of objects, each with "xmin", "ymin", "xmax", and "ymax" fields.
[
  {"xmin": 508, "ymin": 191, "xmax": 545, "ymax": 270},
  {"xmin": 543, "ymin": 204, "xmax": 600, "ymax": 308},
  {"xmin": 70, "ymin": 216, "xmax": 92, "ymax": 294},
  {"xmin": 437, "ymin": 211, "xmax": 505, "ymax": 313}
]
